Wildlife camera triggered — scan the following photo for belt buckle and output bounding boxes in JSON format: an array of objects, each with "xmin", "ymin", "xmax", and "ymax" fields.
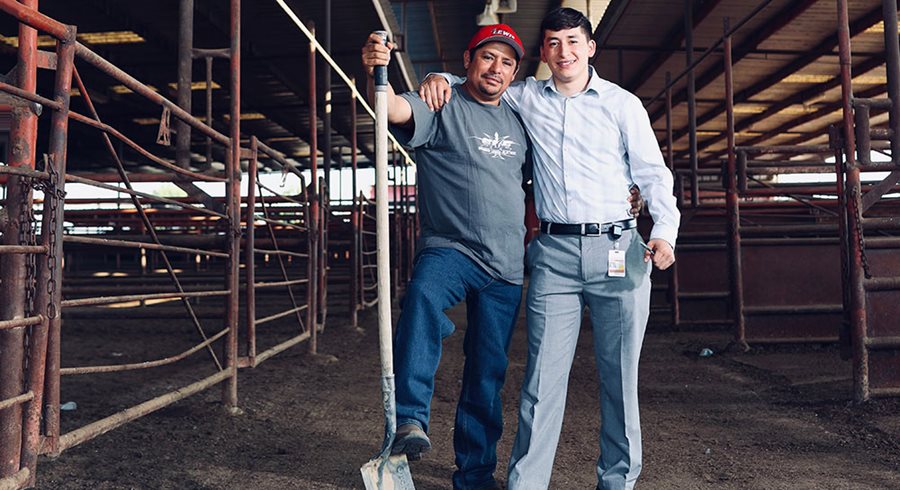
[
  {"xmin": 610, "ymin": 223, "xmax": 624, "ymax": 238},
  {"xmin": 584, "ymin": 223, "xmax": 600, "ymax": 236}
]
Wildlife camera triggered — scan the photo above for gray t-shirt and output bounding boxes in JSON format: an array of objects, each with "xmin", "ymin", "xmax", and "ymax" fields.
[{"xmin": 393, "ymin": 86, "xmax": 527, "ymax": 284}]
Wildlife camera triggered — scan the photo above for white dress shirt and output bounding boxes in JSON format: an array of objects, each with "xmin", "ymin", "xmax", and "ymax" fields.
[{"xmin": 441, "ymin": 69, "xmax": 680, "ymax": 247}]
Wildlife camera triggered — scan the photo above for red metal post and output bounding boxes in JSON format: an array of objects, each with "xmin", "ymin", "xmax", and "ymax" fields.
[
  {"xmin": 685, "ymin": 0, "xmax": 699, "ymax": 207},
  {"xmin": 246, "ymin": 137, "xmax": 258, "ymax": 364},
  {"xmin": 1, "ymin": 0, "xmax": 38, "ymax": 477},
  {"xmin": 176, "ymin": 0, "xmax": 193, "ymax": 169},
  {"xmin": 836, "ymin": 0, "xmax": 868, "ymax": 402},
  {"xmin": 390, "ymin": 147, "xmax": 400, "ymax": 298},
  {"xmin": 318, "ymin": 176, "xmax": 327, "ymax": 329},
  {"xmin": 403, "ymin": 162, "xmax": 412, "ymax": 283},
  {"xmin": 724, "ymin": 17, "xmax": 747, "ymax": 351},
  {"xmin": 350, "ymin": 82, "xmax": 359, "ymax": 327},
  {"xmin": 830, "ymin": 124, "xmax": 852, "ymax": 360},
  {"xmin": 883, "ymin": 0, "xmax": 900, "ymax": 165},
  {"xmin": 413, "ymin": 171, "xmax": 418, "ymax": 255},
  {"xmin": 307, "ymin": 21, "xmax": 319, "ymax": 354},
  {"xmin": 322, "ymin": 0, "xmax": 332, "ymax": 193},
  {"xmin": 223, "ymin": 0, "xmax": 240, "ymax": 410},
  {"xmin": 205, "ymin": 56, "xmax": 214, "ymax": 166},
  {"xmin": 37, "ymin": 25, "xmax": 77, "ymax": 459},
  {"xmin": 665, "ymin": 71, "xmax": 674, "ymax": 171},
  {"xmin": 665, "ymin": 70, "xmax": 680, "ymax": 328}
]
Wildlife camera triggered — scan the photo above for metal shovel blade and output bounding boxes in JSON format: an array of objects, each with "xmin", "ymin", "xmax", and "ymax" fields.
[{"xmin": 360, "ymin": 453, "xmax": 415, "ymax": 490}]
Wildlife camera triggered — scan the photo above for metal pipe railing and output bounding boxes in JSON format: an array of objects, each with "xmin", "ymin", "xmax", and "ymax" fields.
[
  {"xmin": 59, "ymin": 328, "xmax": 229, "ymax": 375},
  {"xmin": 242, "ymin": 136, "xmax": 313, "ymax": 368}
]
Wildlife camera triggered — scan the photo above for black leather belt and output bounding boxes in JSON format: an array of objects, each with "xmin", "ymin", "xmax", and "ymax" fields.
[{"xmin": 540, "ymin": 218, "xmax": 637, "ymax": 237}]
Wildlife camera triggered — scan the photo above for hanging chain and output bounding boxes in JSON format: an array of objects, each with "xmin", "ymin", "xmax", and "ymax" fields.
[
  {"xmin": 16, "ymin": 174, "xmax": 37, "ymax": 317},
  {"xmin": 16, "ymin": 172, "xmax": 38, "ymax": 388},
  {"xmin": 848, "ymin": 185, "xmax": 872, "ymax": 279},
  {"xmin": 34, "ymin": 154, "xmax": 65, "ymax": 319}
]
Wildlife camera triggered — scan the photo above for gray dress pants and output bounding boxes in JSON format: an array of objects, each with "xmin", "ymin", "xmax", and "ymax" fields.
[{"xmin": 508, "ymin": 229, "xmax": 651, "ymax": 490}]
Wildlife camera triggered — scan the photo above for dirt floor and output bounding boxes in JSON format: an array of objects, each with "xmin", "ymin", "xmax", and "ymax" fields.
[{"xmin": 35, "ymin": 288, "xmax": 900, "ymax": 490}]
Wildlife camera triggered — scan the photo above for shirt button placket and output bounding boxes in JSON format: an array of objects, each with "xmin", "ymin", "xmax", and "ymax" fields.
[{"xmin": 562, "ymin": 98, "xmax": 573, "ymax": 222}]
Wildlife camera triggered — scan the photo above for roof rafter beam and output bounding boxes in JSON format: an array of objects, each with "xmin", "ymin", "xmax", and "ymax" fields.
[
  {"xmin": 623, "ymin": 0, "xmax": 723, "ymax": 91},
  {"xmin": 700, "ymin": 85, "xmax": 888, "ymax": 161},
  {"xmin": 661, "ymin": 5, "xmax": 884, "ymax": 144},
  {"xmin": 192, "ymin": 0, "xmax": 376, "ymax": 165},
  {"xmin": 593, "ymin": 0, "xmax": 633, "ymax": 48},
  {"xmin": 650, "ymin": 0, "xmax": 823, "ymax": 125},
  {"xmin": 679, "ymin": 54, "xmax": 885, "ymax": 159}
]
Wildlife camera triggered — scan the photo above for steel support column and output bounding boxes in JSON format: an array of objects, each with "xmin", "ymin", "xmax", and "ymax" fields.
[
  {"xmin": 837, "ymin": 0, "xmax": 868, "ymax": 402},
  {"xmin": 724, "ymin": 18, "xmax": 747, "ymax": 351},
  {"xmin": 685, "ymin": 0, "xmax": 698, "ymax": 207},
  {"xmin": 665, "ymin": 70, "xmax": 680, "ymax": 327},
  {"xmin": 246, "ymin": 137, "xmax": 258, "ymax": 365},
  {"xmin": 37, "ymin": 24, "xmax": 77, "ymax": 459},
  {"xmin": 176, "ymin": 0, "xmax": 193, "ymax": 169},
  {"xmin": 323, "ymin": 0, "xmax": 332, "ymax": 191},
  {"xmin": 307, "ymin": 21, "xmax": 319, "ymax": 355},
  {"xmin": 223, "ymin": 0, "xmax": 241, "ymax": 410},
  {"xmin": 830, "ymin": 124, "xmax": 852, "ymax": 360},
  {"xmin": 390, "ymin": 146, "xmax": 399, "ymax": 298},
  {"xmin": 318, "ymin": 0, "xmax": 332, "ymax": 334},
  {"xmin": 0, "ymin": 0, "xmax": 38, "ymax": 477},
  {"xmin": 205, "ymin": 56, "xmax": 213, "ymax": 166},
  {"xmin": 883, "ymin": 0, "xmax": 900, "ymax": 165},
  {"xmin": 350, "ymin": 81, "xmax": 359, "ymax": 327},
  {"xmin": 318, "ymin": 176, "xmax": 327, "ymax": 330}
]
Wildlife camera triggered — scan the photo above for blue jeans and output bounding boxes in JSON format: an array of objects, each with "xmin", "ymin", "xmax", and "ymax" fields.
[{"xmin": 394, "ymin": 247, "xmax": 523, "ymax": 490}]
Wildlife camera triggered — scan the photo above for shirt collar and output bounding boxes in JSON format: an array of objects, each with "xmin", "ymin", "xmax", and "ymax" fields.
[{"xmin": 541, "ymin": 66, "xmax": 607, "ymax": 98}]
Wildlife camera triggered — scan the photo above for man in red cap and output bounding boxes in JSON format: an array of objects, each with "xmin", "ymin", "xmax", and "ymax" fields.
[{"xmin": 362, "ymin": 24, "xmax": 527, "ymax": 490}]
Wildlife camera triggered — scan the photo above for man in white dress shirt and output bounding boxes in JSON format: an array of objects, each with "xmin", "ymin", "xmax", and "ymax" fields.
[{"xmin": 420, "ymin": 7, "xmax": 680, "ymax": 490}]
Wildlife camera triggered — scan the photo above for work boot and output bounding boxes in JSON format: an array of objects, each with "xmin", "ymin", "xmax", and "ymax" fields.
[{"xmin": 392, "ymin": 423, "xmax": 432, "ymax": 461}]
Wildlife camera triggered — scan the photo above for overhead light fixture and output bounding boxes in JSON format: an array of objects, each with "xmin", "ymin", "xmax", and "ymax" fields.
[
  {"xmin": 495, "ymin": 0, "xmax": 517, "ymax": 14},
  {"xmin": 111, "ymin": 84, "xmax": 158, "ymax": 94},
  {"xmin": 78, "ymin": 31, "xmax": 145, "ymax": 45},
  {"xmin": 0, "ymin": 34, "xmax": 55, "ymax": 48},
  {"xmin": 476, "ymin": 0, "xmax": 499, "ymax": 26},
  {"xmin": 167, "ymin": 80, "xmax": 221, "ymax": 91},
  {"xmin": 0, "ymin": 30, "xmax": 145, "ymax": 48}
]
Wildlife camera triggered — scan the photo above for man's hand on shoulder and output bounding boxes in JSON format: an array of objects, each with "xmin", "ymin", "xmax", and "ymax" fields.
[
  {"xmin": 644, "ymin": 239, "xmax": 674, "ymax": 270},
  {"xmin": 418, "ymin": 74, "xmax": 452, "ymax": 112}
]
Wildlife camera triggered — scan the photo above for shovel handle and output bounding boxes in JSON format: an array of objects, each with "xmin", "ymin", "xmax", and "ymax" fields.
[
  {"xmin": 371, "ymin": 28, "xmax": 397, "ymax": 452},
  {"xmin": 372, "ymin": 30, "xmax": 389, "ymax": 88}
]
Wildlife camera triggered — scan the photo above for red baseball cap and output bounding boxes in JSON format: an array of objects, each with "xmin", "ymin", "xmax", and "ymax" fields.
[{"xmin": 467, "ymin": 24, "xmax": 525, "ymax": 60}]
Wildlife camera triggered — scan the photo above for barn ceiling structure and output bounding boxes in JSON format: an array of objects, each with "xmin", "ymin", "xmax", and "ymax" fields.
[
  {"xmin": 0, "ymin": 0, "xmax": 899, "ymax": 488},
  {"xmin": 0, "ymin": 0, "xmax": 889, "ymax": 173}
]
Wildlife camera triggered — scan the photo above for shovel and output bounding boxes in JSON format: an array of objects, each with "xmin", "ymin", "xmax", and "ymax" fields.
[{"xmin": 359, "ymin": 30, "xmax": 416, "ymax": 490}]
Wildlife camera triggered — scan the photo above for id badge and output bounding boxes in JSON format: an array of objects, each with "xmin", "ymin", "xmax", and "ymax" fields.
[{"xmin": 608, "ymin": 249, "xmax": 626, "ymax": 277}]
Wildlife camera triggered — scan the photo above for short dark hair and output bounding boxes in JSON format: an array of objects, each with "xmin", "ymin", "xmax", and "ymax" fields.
[{"xmin": 540, "ymin": 7, "xmax": 592, "ymax": 44}]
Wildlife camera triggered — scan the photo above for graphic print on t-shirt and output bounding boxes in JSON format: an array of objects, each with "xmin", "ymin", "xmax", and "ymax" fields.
[{"xmin": 470, "ymin": 132, "xmax": 519, "ymax": 160}]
